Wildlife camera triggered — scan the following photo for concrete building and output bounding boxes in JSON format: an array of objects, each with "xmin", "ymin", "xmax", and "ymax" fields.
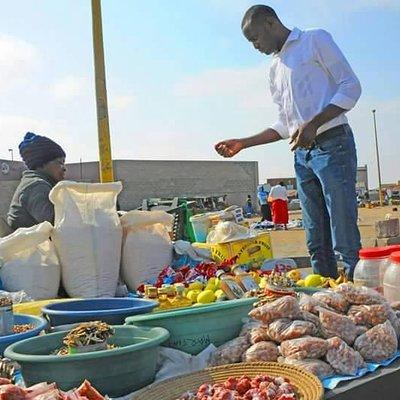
[
  {"xmin": 0, "ymin": 159, "xmax": 259, "ymax": 216},
  {"xmin": 356, "ymin": 165, "xmax": 369, "ymax": 195},
  {"xmin": 266, "ymin": 177, "xmax": 297, "ymax": 190}
]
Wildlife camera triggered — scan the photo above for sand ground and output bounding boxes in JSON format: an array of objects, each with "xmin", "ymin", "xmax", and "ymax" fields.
[{"xmin": 266, "ymin": 205, "xmax": 399, "ymax": 258}]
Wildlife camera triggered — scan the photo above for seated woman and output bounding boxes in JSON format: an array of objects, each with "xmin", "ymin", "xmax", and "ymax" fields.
[{"xmin": 7, "ymin": 132, "xmax": 66, "ymax": 230}]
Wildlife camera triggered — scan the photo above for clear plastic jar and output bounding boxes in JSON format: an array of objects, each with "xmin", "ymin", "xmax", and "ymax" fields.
[
  {"xmin": 383, "ymin": 252, "xmax": 400, "ymax": 303},
  {"xmin": 353, "ymin": 247, "xmax": 391, "ymax": 293}
]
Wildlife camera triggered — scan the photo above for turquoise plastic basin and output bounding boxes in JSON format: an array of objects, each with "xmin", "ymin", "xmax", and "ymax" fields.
[
  {"xmin": 126, "ymin": 298, "xmax": 256, "ymax": 355},
  {"xmin": 0, "ymin": 314, "xmax": 47, "ymax": 355},
  {"xmin": 4, "ymin": 325, "xmax": 169, "ymax": 397}
]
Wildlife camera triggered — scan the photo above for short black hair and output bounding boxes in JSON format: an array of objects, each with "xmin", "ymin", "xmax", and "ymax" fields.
[
  {"xmin": 279, "ymin": 181, "xmax": 285, "ymax": 186},
  {"xmin": 242, "ymin": 5, "xmax": 279, "ymax": 29}
]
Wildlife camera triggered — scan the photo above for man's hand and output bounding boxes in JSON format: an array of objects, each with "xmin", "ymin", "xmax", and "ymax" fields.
[
  {"xmin": 215, "ymin": 139, "xmax": 245, "ymax": 158},
  {"xmin": 289, "ymin": 121, "xmax": 318, "ymax": 151}
]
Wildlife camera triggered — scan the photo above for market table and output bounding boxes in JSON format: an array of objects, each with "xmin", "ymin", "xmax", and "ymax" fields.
[{"xmin": 325, "ymin": 358, "xmax": 400, "ymax": 399}]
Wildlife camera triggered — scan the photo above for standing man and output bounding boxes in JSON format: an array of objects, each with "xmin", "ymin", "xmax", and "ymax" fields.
[
  {"xmin": 269, "ymin": 181, "xmax": 289, "ymax": 230},
  {"xmin": 215, "ymin": 5, "xmax": 362, "ymax": 278},
  {"xmin": 257, "ymin": 184, "xmax": 272, "ymax": 221}
]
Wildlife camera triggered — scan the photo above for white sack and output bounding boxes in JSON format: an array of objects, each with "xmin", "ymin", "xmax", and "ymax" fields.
[
  {"xmin": 120, "ymin": 210, "xmax": 173, "ymax": 290},
  {"xmin": 49, "ymin": 181, "xmax": 122, "ymax": 298},
  {"xmin": 0, "ymin": 221, "xmax": 60, "ymax": 300}
]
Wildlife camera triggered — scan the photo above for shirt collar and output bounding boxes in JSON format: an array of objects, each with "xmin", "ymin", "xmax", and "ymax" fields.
[{"xmin": 275, "ymin": 27, "xmax": 302, "ymax": 56}]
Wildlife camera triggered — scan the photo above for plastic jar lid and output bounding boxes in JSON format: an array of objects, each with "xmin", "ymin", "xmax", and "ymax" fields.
[
  {"xmin": 359, "ymin": 247, "xmax": 392, "ymax": 259},
  {"xmin": 390, "ymin": 251, "xmax": 400, "ymax": 264},
  {"xmin": 388, "ymin": 245, "xmax": 400, "ymax": 253}
]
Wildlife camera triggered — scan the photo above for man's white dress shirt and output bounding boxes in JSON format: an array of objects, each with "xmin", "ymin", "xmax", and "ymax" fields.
[{"xmin": 269, "ymin": 28, "xmax": 362, "ymax": 139}]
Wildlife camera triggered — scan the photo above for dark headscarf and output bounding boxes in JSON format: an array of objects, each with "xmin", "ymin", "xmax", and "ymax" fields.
[{"xmin": 19, "ymin": 132, "xmax": 66, "ymax": 170}]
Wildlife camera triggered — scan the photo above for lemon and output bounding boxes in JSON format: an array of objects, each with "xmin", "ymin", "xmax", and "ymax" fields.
[
  {"xmin": 188, "ymin": 281, "xmax": 203, "ymax": 291},
  {"xmin": 304, "ymin": 274, "xmax": 324, "ymax": 287},
  {"xmin": 205, "ymin": 283, "xmax": 214, "ymax": 292},
  {"xmin": 197, "ymin": 290, "xmax": 216, "ymax": 304},
  {"xmin": 250, "ymin": 272, "xmax": 261, "ymax": 284},
  {"xmin": 296, "ymin": 279, "xmax": 305, "ymax": 287},
  {"xmin": 259, "ymin": 277, "xmax": 267, "ymax": 289},
  {"xmin": 287, "ymin": 269, "xmax": 302, "ymax": 282},
  {"xmin": 214, "ymin": 289, "xmax": 226, "ymax": 299},
  {"xmin": 186, "ymin": 289, "xmax": 201, "ymax": 303}
]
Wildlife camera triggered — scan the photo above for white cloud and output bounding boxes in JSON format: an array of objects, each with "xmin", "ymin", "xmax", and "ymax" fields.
[
  {"xmin": 173, "ymin": 63, "xmax": 274, "ymax": 110},
  {"xmin": 0, "ymin": 35, "xmax": 40, "ymax": 92},
  {"xmin": 52, "ymin": 75, "xmax": 89, "ymax": 101}
]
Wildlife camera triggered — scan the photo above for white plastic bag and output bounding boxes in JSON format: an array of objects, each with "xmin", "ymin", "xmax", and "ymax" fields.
[
  {"xmin": 120, "ymin": 210, "xmax": 173, "ymax": 290},
  {"xmin": 49, "ymin": 181, "xmax": 122, "ymax": 298},
  {"xmin": 0, "ymin": 222, "xmax": 60, "ymax": 300},
  {"xmin": 206, "ymin": 221, "xmax": 251, "ymax": 244}
]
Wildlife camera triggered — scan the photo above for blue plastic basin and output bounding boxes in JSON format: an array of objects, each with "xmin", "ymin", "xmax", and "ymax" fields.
[
  {"xmin": 42, "ymin": 298, "xmax": 158, "ymax": 326},
  {"xmin": 0, "ymin": 314, "xmax": 48, "ymax": 355}
]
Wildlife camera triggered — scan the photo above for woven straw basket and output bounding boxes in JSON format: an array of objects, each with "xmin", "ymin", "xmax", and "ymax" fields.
[{"xmin": 132, "ymin": 362, "xmax": 324, "ymax": 400}]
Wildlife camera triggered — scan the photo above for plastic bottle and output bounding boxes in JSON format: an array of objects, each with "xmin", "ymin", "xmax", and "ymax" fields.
[
  {"xmin": 145, "ymin": 286, "xmax": 158, "ymax": 300},
  {"xmin": 216, "ymin": 270, "xmax": 245, "ymax": 300},
  {"xmin": 0, "ymin": 295, "xmax": 14, "ymax": 336},
  {"xmin": 162, "ymin": 284, "xmax": 176, "ymax": 300},
  {"xmin": 170, "ymin": 285, "xmax": 192, "ymax": 309},
  {"xmin": 383, "ymin": 252, "xmax": 400, "ymax": 303},
  {"xmin": 231, "ymin": 265, "xmax": 259, "ymax": 292},
  {"xmin": 353, "ymin": 247, "xmax": 391, "ymax": 293}
]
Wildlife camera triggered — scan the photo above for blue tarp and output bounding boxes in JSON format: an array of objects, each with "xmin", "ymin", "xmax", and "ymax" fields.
[{"xmin": 323, "ymin": 350, "xmax": 400, "ymax": 389}]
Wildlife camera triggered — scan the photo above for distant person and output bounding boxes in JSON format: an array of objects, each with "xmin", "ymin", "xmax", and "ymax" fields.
[
  {"xmin": 215, "ymin": 5, "xmax": 362, "ymax": 278},
  {"xmin": 244, "ymin": 194, "xmax": 255, "ymax": 217},
  {"xmin": 257, "ymin": 185, "xmax": 272, "ymax": 221},
  {"xmin": 7, "ymin": 132, "xmax": 66, "ymax": 230},
  {"xmin": 269, "ymin": 182, "xmax": 289, "ymax": 229}
]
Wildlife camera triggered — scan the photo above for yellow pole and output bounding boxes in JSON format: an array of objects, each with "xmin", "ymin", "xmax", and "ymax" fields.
[{"xmin": 91, "ymin": 0, "xmax": 114, "ymax": 182}]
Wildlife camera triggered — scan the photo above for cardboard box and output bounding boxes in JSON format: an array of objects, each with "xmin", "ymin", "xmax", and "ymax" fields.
[{"xmin": 193, "ymin": 232, "xmax": 273, "ymax": 264}]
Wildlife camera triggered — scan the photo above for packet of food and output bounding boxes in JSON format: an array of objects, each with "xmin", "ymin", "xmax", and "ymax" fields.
[
  {"xmin": 326, "ymin": 336, "xmax": 365, "ymax": 376},
  {"xmin": 280, "ymin": 336, "xmax": 328, "ymax": 360},
  {"xmin": 249, "ymin": 296, "xmax": 301, "ymax": 324}
]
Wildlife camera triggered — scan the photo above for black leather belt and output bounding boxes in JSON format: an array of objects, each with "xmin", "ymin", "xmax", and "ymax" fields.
[
  {"xmin": 314, "ymin": 124, "xmax": 347, "ymax": 146},
  {"xmin": 305, "ymin": 124, "xmax": 347, "ymax": 161}
]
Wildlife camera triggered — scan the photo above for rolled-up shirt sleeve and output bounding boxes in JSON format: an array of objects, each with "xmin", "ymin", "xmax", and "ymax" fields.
[
  {"xmin": 269, "ymin": 76, "xmax": 290, "ymax": 139},
  {"xmin": 312, "ymin": 30, "xmax": 362, "ymax": 110}
]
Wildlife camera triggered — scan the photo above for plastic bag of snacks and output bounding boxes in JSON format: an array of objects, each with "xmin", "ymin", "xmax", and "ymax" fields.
[
  {"xmin": 313, "ymin": 291, "xmax": 349, "ymax": 314},
  {"xmin": 280, "ymin": 336, "xmax": 328, "ymax": 360},
  {"xmin": 390, "ymin": 301, "xmax": 400, "ymax": 311},
  {"xmin": 300, "ymin": 310, "xmax": 322, "ymax": 332},
  {"xmin": 242, "ymin": 341, "xmax": 279, "ymax": 362},
  {"xmin": 298, "ymin": 293, "xmax": 335, "ymax": 315},
  {"xmin": 354, "ymin": 321, "xmax": 398, "ymax": 362},
  {"xmin": 318, "ymin": 307, "xmax": 357, "ymax": 345},
  {"xmin": 209, "ymin": 336, "xmax": 250, "ymax": 366},
  {"xmin": 249, "ymin": 296, "xmax": 301, "ymax": 324},
  {"xmin": 386, "ymin": 308, "xmax": 400, "ymax": 338},
  {"xmin": 239, "ymin": 319, "xmax": 262, "ymax": 337},
  {"xmin": 334, "ymin": 283, "xmax": 386, "ymax": 305},
  {"xmin": 268, "ymin": 319, "xmax": 317, "ymax": 343},
  {"xmin": 326, "ymin": 336, "xmax": 365, "ymax": 376},
  {"xmin": 249, "ymin": 326, "xmax": 271, "ymax": 344},
  {"xmin": 279, "ymin": 357, "xmax": 334, "ymax": 379},
  {"xmin": 347, "ymin": 304, "xmax": 389, "ymax": 327},
  {"xmin": 355, "ymin": 325, "xmax": 369, "ymax": 337}
]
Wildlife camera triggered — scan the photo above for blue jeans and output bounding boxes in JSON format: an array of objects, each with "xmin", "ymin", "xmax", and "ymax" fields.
[{"xmin": 294, "ymin": 124, "xmax": 361, "ymax": 278}]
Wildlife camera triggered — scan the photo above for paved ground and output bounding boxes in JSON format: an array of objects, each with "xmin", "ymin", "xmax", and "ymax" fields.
[{"xmin": 264, "ymin": 205, "xmax": 399, "ymax": 258}]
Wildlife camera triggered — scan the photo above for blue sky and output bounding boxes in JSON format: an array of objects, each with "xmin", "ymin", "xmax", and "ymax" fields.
[{"xmin": 0, "ymin": 0, "xmax": 399, "ymax": 187}]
